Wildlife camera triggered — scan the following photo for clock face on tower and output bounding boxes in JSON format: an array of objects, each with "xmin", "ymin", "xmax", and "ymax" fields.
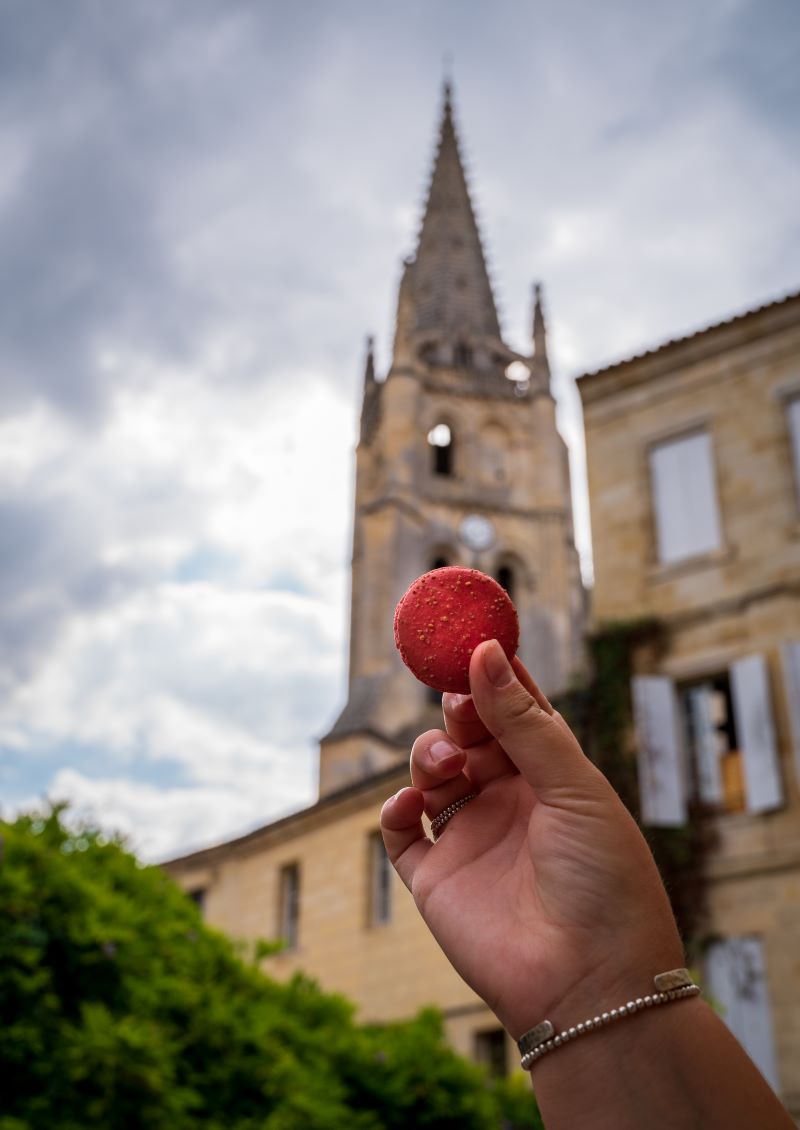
[{"xmin": 458, "ymin": 514, "xmax": 496, "ymax": 553}]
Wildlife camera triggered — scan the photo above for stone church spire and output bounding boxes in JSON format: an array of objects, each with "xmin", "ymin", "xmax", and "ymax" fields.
[
  {"xmin": 531, "ymin": 281, "xmax": 552, "ymax": 391},
  {"xmin": 401, "ymin": 82, "xmax": 502, "ymax": 356},
  {"xmin": 319, "ymin": 85, "xmax": 585, "ymax": 798}
]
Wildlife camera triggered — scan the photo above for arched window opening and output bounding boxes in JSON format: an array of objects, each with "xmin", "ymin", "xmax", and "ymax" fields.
[
  {"xmin": 419, "ymin": 342, "xmax": 437, "ymax": 365},
  {"xmin": 496, "ymin": 564, "xmax": 515, "ymax": 602},
  {"xmin": 427, "ymin": 422, "xmax": 453, "ymax": 476},
  {"xmin": 454, "ymin": 342, "xmax": 473, "ymax": 368},
  {"xmin": 430, "ymin": 556, "xmax": 449, "ymax": 570}
]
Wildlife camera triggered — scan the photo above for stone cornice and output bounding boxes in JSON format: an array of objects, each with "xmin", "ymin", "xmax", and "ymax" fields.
[
  {"xmin": 577, "ymin": 290, "xmax": 800, "ymax": 405},
  {"xmin": 654, "ymin": 579, "xmax": 800, "ymax": 633},
  {"xmin": 161, "ymin": 764, "xmax": 409, "ymax": 872},
  {"xmin": 360, "ymin": 492, "xmax": 571, "ymax": 523}
]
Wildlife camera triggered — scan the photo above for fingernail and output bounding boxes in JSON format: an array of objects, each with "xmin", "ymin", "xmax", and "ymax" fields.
[
  {"xmin": 482, "ymin": 640, "xmax": 515, "ymax": 688},
  {"xmin": 430, "ymin": 738, "xmax": 459, "ymax": 764},
  {"xmin": 445, "ymin": 693, "xmax": 472, "ymax": 716}
]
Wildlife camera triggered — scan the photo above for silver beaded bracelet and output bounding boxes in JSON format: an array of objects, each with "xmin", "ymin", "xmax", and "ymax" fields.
[{"xmin": 518, "ymin": 968, "xmax": 700, "ymax": 1070}]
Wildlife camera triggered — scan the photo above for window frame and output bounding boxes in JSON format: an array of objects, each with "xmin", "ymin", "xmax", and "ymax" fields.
[
  {"xmin": 427, "ymin": 421, "xmax": 455, "ymax": 477},
  {"xmin": 473, "ymin": 1027, "xmax": 508, "ymax": 1078},
  {"xmin": 368, "ymin": 831, "xmax": 392, "ymax": 927},
  {"xmin": 278, "ymin": 862, "xmax": 301, "ymax": 951},
  {"xmin": 677, "ymin": 672, "xmax": 745, "ymax": 814},
  {"xmin": 188, "ymin": 887, "xmax": 206, "ymax": 915}
]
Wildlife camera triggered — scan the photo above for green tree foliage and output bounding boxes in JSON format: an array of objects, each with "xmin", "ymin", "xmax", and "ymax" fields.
[{"xmin": 0, "ymin": 809, "xmax": 542, "ymax": 1130}]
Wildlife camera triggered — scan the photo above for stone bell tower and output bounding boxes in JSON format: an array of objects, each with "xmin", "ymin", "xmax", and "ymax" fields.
[{"xmin": 319, "ymin": 83, "xmax": 584, "ymax": 796}]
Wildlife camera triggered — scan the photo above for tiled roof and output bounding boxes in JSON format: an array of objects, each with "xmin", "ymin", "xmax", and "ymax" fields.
[
  {"xmin": 578, "ymin": 289, "xmax": 800, "ymax": 383},
  {"xmin": 161, "ymin": 761, "xmax": 407, "ymax": 869}
]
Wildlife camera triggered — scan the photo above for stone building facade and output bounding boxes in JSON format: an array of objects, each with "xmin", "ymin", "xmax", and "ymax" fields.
[
  {"xmin": 577, "ymin": 291, "xmax": 800, "ymax": 1120},
  {"xmin": 165, "ymin": 84, "xmax": 584, "ymax": 1076}
]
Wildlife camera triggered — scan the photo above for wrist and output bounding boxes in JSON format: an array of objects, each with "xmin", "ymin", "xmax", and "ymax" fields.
[{"xmin": 500, "ymin": 937, "xmax": 686, "ymax": 1043}]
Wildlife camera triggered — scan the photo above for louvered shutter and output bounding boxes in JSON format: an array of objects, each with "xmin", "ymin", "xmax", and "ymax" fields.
[
  {"xmin": 705, "ymin": 938, "xmax": 780, "ymax": 1092},
  {"xmin": 780, "ymin": 641, "xmax": 800, "ymax": 789},
  {"xmin": 787, "ymin": 399, "xmax": 800, "ymax": 494},
  {"xmin": 730, "ymin": 655, "xmax": 783, "ymax": 813},
  {"xmin": 631, "ymin": 676, "xmax": 687, "ymax": 826},
  {"xmin": 650, "ymin": 432, "xmax": 722, "ymax": 564}
]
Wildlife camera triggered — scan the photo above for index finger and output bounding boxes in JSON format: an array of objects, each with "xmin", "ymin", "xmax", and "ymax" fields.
[
  {"xmin": 443, "ymin": 655, "xmax": 554, "ymax": 748},
  {"xmin": 442, "ymin": 692, "xmax": 491, "ymax": 748}
]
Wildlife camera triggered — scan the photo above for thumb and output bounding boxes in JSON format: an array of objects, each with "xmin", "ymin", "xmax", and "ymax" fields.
[{"xmin": 469, "ymin": 639, "xmax": 600, "ymax": 804}]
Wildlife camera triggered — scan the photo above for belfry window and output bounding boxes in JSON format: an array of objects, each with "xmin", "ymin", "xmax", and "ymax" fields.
[
  {"xmin": 428, "ymin": 423, "xmax": 454, "ymax": 476},
  {"xmin": 496, "ymin": 565, "xmax": 515, "ymax": 601},
  {"xmin": 454, "ymin": 342, "xmax": 473, "ymax": 368}
]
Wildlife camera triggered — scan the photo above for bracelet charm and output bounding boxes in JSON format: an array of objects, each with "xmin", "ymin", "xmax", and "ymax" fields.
[{"xmin": 517, "ymin": 968, "xmax": 700, "ymax": 1071}]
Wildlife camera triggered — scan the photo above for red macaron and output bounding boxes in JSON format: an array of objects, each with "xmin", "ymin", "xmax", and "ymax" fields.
[{"xmin": 393, "ymin": 566, "xmax": 519, "ymax": 694}]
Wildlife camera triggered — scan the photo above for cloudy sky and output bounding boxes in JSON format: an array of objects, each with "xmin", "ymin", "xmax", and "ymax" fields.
[{"xmin": 1, "ymin": 0, "xmax": 798, "ymax": 860}]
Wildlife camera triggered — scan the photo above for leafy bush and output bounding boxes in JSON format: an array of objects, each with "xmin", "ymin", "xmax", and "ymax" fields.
[{"xmin": 0, "ymin": 809, "xmax": 542, "ymax": 1129}]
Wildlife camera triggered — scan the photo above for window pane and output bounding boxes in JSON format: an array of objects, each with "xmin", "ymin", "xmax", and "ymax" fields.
[
  {"xmin": 474, "ymin": 1028, "xmax": 507, "ymax": 1077},
  {"xmin": 650, "ymin": 432, "xmax": 722, "ymax": 564},
  {"xmin": 279, "ymin": 863, "xmax": 300, "ymax": 950},
  {"xmin": 370, "ymin": 833, "xmax": 392, "ymax": 925},
  {"xmin": 680, "ymin": 674, "xmax": 744, "ymax": 813},
  {"xmin": 496, "ymin": 565, "xmax": 514, "ymax": 600},
  {"xmin": 687, "ymin": 685, "xmax": 724, "ymax": 805},
  {"xmin": 188, "ymin": 888, "xmax": 206, "ymax": 916},
  {"xmin": 428, "ymin": 423, "xmax": 454, "ymax": 476}
]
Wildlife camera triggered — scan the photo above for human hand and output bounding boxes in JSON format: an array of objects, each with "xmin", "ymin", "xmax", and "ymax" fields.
[{"xmin": 380, "ymin": 639, "xmax": 684, "ymax": 1041}]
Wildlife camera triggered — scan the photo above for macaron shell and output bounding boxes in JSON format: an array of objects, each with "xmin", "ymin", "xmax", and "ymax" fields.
[{"xmin": 394, "ymin": 566, "xmax": 519, "ymax": 694}]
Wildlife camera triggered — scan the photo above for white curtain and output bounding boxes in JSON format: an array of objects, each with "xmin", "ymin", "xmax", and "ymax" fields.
[{"xmin": 687, "ymin": 684, "xmax": 724, "ymax": 805}]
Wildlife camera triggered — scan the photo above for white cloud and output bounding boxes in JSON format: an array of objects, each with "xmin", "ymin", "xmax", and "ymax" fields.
[
  {"xmin": 1, "ymin": 0, "xmax": 797, "ymax": 858},
  {"xmin": 0, "ymin": 370, "xmax": 352, "ymax": 853},
  {"xmin": 32, "ymin": 768, "xmax": 294, "ymax": 862}
]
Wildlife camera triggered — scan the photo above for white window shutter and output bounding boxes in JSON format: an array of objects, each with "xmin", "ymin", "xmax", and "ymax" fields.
[
  {"xmin": 705, "ymin": 938, "xmax": 780, "ymax": 1092},
  {"xmin": 787, "ymin": 399, "xmax": 800, "ymax": 494},
  {"xmin": 631, "ymin": 676, "xmax": 687, "ymax": 826},
  {"xmin": 780, "ymin": 641, "xmax": 800, "ymax": 789},
  {"xmin": 650, "ymin": 432, "xmax": 722, "ymax": 564},
  {"xmin": 730, "ymin": 654, "xmax": 784, "ymax": 813},
  {"xmin": 688, "ymin": 685, "xmax": 724, "ymax": 805}
]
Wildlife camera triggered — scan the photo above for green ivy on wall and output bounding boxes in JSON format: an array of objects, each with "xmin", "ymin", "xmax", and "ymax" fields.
[{"xmin": 554, "ymin": 619, "xmax": 715, "ymax": 949}]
